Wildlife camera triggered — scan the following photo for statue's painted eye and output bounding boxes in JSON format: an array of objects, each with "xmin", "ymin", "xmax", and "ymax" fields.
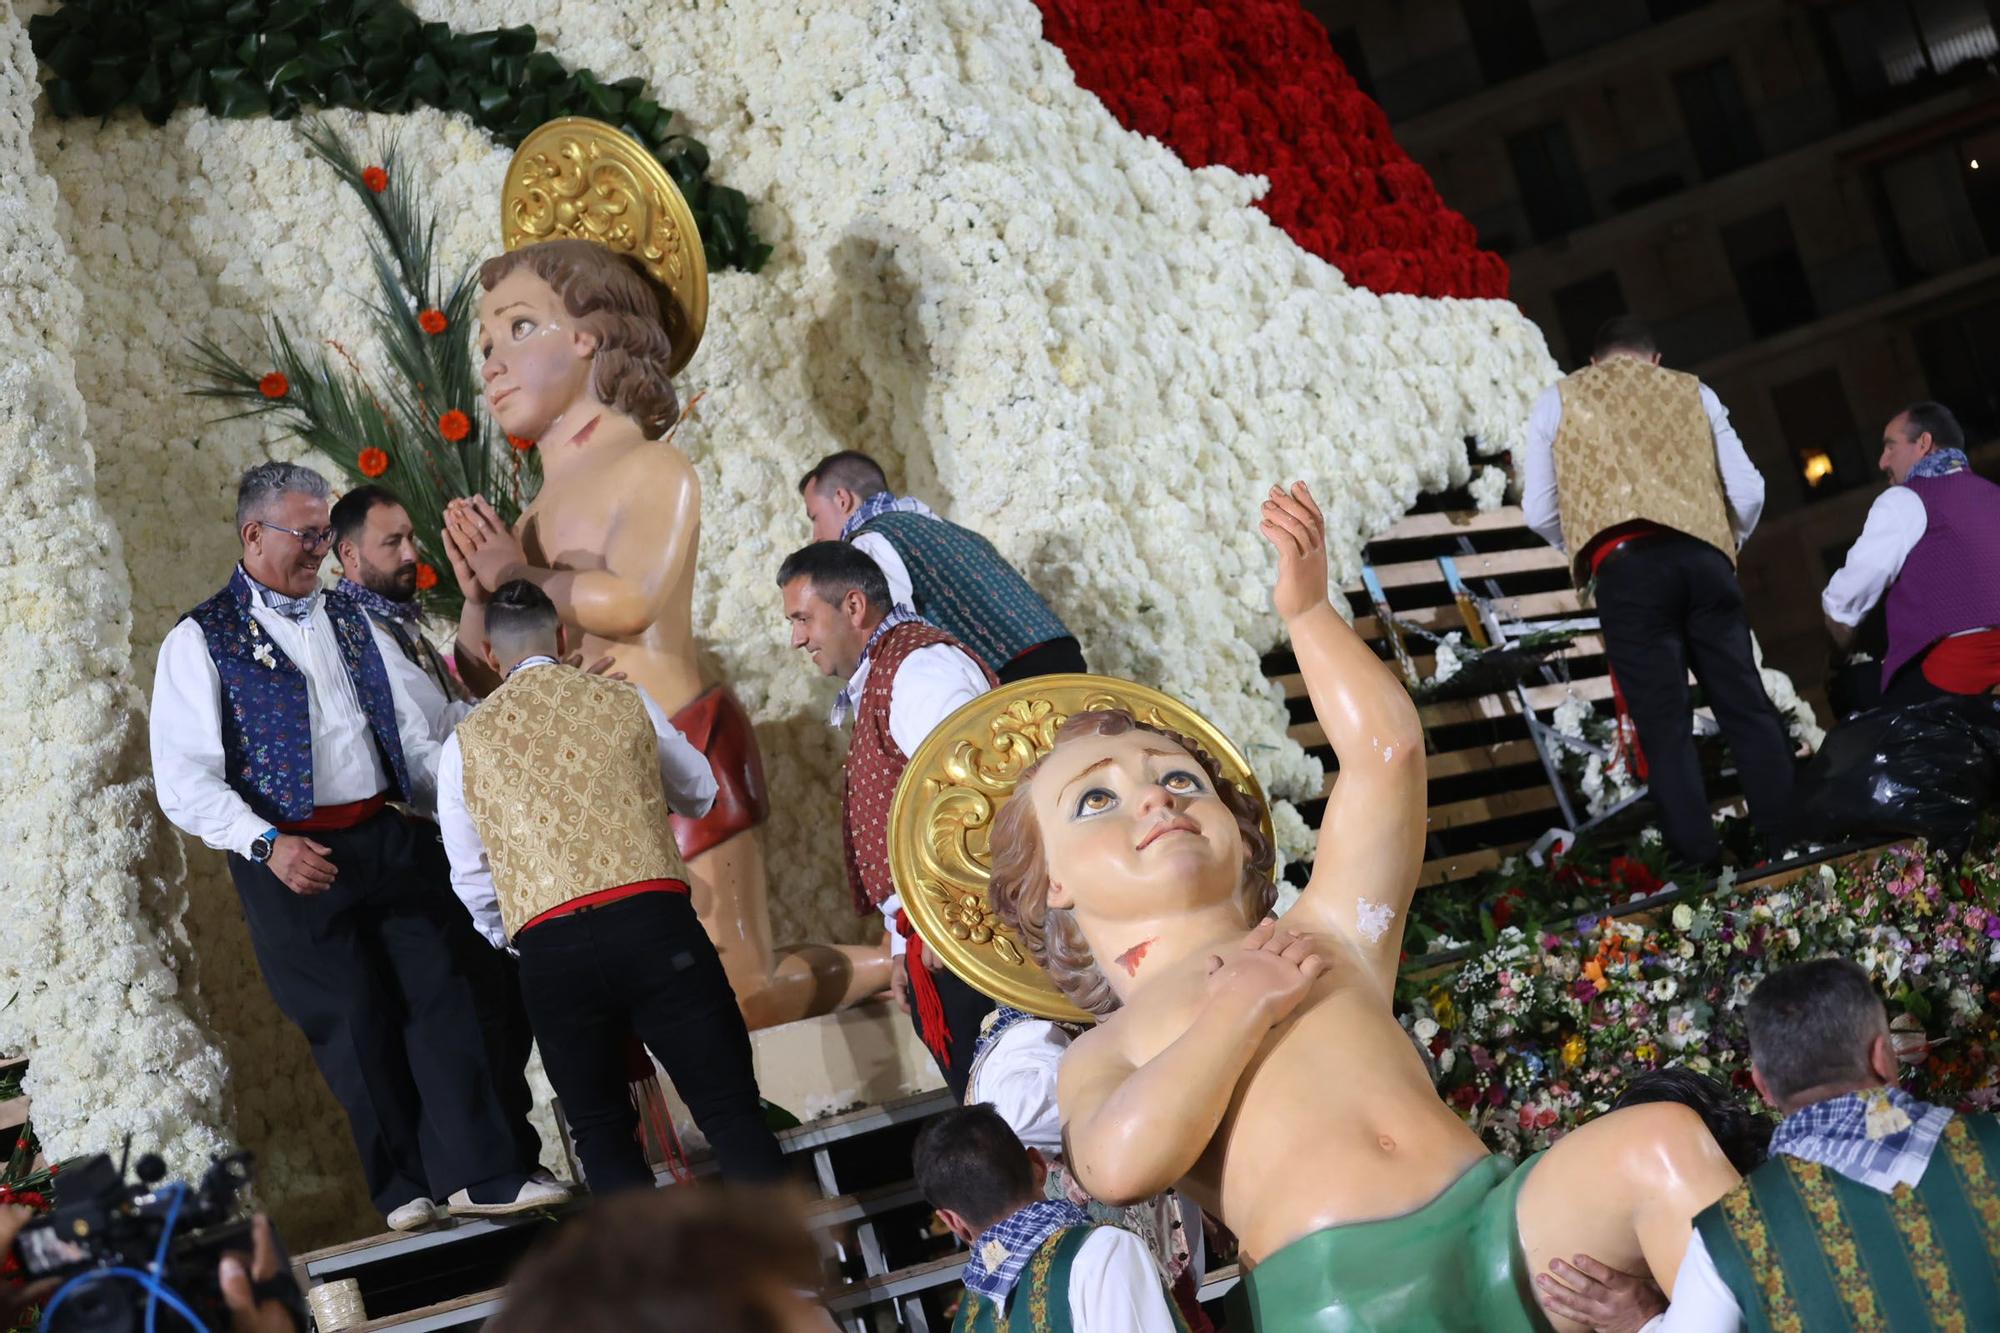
[
  {"xmin": 513, "ymin": 317, "xmax": 534, "ymax": 338},
  {"xmin": 1075, "ymin": 787, "xmax": 1116, "ymax": 817},
  {"xmin": 1162, "ymin": 769, "xmax": 1204, "ymax": 794}
]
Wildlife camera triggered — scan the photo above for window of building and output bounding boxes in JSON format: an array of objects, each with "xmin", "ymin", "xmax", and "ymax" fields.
[
  {"xmin": 1674, "ymin": 58, "xmax": 1764, "ymax": 180},
  {"xmin": 1508, "ymin": 120, "xmax": 1595, "ymax": 241},
  {"xmin": 1819, "ymin": 0, "xmax": 1999, "ymax": 114},
  {"xmin": 1878, "ymin": 125, "xmax": 2000, "ymax": 279},
  {"xmin": 1549, "ymin": 271, "xmax": 1627, "ymax": 370},
  {"xmin": 1722, "ymin": 208, "xmax": 1818, "ymax": 338},
  {"xmin": 1461, "ymin": 0, "xmax": 1548, "ymax": 86},
  {"xmin": 1915, "ymin": 299, "xmax": 2000, "ymax": 444},
  {"xmin": 1771, "ymin": 368, "xmax": 1869, "ymax": 500}
]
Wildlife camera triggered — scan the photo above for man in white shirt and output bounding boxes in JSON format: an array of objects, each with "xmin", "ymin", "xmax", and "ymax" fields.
[
  {"xmin": 327, "ymin": 483, "xmax": 547, "ymax": 1186},
  {"xmin": 1520, "ymin": 315, "xmax": 1796, "ymax": 868},
  {"xmin": 148, "ymin": 462, "xmax": 563, "ymax": 1231},
  {"xmin": 913, "ymin": 1104, "xmax": 1184, "ymax": 1333},
  {"xmin": 1822, "ymin": 402, "xmax": 2000, "ymax": 707},
  {"xmin": 777, "ymin": 540, "xmax": 997, "ymax": 1098},
  {"xmin": 437, "ymin": 580, "xmax": 786, "ymax": 1193}
]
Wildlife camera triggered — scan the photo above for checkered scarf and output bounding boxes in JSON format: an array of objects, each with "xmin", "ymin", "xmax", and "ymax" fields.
[
  {"xmin": 840, "ymin": 489, "xmax": 938, "ymax": 539},
  {"xmin": 961, "ymin": 1199, "xmax": 1092, "ymax": 1307},
  {"xmin": 1769, "ymin": 1087, "xmax": 1953, "ymax": 1193}
]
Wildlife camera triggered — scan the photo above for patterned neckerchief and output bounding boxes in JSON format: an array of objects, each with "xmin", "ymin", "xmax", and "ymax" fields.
[
  {"xmin": 961, "ymin": 1198, "xmax": 1092, "ymax": 1307},
  {"xmin": 840, "ymin": 489, "xmax": 938, "ymax": 540},
  {"xmin": 505, "ymin": 655, "xmax": 560, "ymax": 679},
  {"xmin": 828, "ymin": 607, "xmax": 925, "ymax": 727},
  {"xmin": 1907, "ymin": 447, "xmax": 1970, "ymax": 481},
  {"xmin": 335, "ymin": 577, "xmax": 418, "ymax": 625},
  {"xmin": 243, "ymin": 565, "xmax": 319, "ymax": 624},
  {"xmin": 1768, "ymin": 1086, "xmax": 1953, "ymax": 1193}
]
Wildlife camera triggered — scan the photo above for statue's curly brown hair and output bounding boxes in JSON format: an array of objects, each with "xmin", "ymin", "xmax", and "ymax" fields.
[
  {"xmin": 479, "ymin": 239, "xmax": 680, "ymax": 439},
  {"xmin": 986, "ymin": 709, "xmax": 1276, "ymax": 1017}
]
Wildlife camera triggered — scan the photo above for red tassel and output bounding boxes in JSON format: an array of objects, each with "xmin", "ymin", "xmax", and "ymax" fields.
[
  {"xmin": 897, "ymin": 910, "xmax": 952, "ymax": 1066},
  {"xmin": 623, "ymin": 1036, "xmax": 692, "ymax": 1184}
]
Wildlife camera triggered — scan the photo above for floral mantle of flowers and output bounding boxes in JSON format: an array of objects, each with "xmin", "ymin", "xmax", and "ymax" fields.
[
  {"xmin": 1399, "ymin": 837, "xmax": 2000, "ymax": 1158},
  {"xmin": 1033, "ymin": 0, "xmax": 1508, "ymax": 299}
]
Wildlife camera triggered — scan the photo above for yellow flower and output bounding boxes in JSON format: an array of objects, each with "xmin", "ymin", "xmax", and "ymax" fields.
[
  {"xmin": 1562, "ymin": 1035, "xmax": 1587, "ymax": 1068},
  {"xmin": 1429, "ymin": 988, "xmax": 1458, "ymax": 1028},
  {"xmin": 1635, "ymin": 1043, "xmax": 1658, "ymax": 1063}
]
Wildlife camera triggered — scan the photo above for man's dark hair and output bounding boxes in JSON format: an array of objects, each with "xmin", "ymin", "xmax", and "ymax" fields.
[
  {"xmin": 798, "ymin": 449, "xmax": 890, "ymax": 500},
  {"xmin": 775, "ymin": 540, "xmax": 891, "ymax": 613},
  {"xmin": 1592, "ymin": 315, "xmax": 1657, "ymax": 360},
  {"xmin": 489, "ymin": 1186, "xmax": 820, "ymax": 1333},
  {"xmin": 486, "ymin": 578, "xmax": 561, "ymax": 654},
  {"xmin": 1613, "ymin": 1068, "xmax": 1772, "ymax": 1176},
  {"xmin": 1744, "ymin": 958, "xmax": 1887, "ymax": 1104},
  {"xmin": 1899, "ymin": 400, "xmax": 1964, "ymax": 453},
  {"xmin": 912, "ymin": 1104, "xmax": 1037, "ymax": 1231},
  {"xmin": 329, "ymin": 484, "xmax": 403, "ymax": 560}
]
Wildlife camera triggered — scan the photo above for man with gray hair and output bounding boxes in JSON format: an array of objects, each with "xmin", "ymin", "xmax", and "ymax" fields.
[
  {"xmin": 149, "ymin": 461, "xmax": 564, "ymax": 1231},
  {"xmin": 1540, "ymin": 957, "xmax": 2000, "ymax": 1330}
]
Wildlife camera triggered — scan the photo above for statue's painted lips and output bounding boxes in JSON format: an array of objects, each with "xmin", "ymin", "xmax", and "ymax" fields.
[{"xmin": 1137, "ymin": 815, "xmax": 1199, "ymax": 851}]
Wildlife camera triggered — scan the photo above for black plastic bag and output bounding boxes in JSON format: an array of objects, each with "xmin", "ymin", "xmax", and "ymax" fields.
[{"xmin": 1793, "ymin": 694, "xmax": 2000, "ymax": 866}]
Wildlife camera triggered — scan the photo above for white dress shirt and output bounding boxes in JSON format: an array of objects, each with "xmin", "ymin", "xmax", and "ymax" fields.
[
  {"xmin": 841, "ymin": 640, "xmax": 992, "ymax": 954},
  {"xmin": 435, "ymin": 660, "xmax": 719, "ymax": 949},
  {"xmin": 150, "ymin": 574, "xmax": 442, "ymax": 858},
  {"xmin": 368, "ymin": 620, "xmax": 475, "ymax": 747},
  {"xmin": 1635, "ymin": 1230, "xmax": 1742, "ymax": 1332},
  {"xmin": 1821, "ymin": 486, "xmax": 1927, "ymax": 628},
  {"xmin": 850, "ymin": 530, "xmax": 918, "ymax": 612},
  {"xmin": 1521, "ymin": 381, "xmax": 1765, "ymax": 553},
  {"xmin": 969, "ymin": 1018, "xmax": 1071, "ymax": 1155},
  {"xmin": 977, "ymin": 1227, "xmax": 1182, "ymax": 1333}
]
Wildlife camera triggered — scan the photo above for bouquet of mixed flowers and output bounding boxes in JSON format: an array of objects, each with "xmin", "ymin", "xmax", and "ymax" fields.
[{"xmin": 1399, "ymin": 838, "xmax": 2000, "ymax": 1158}]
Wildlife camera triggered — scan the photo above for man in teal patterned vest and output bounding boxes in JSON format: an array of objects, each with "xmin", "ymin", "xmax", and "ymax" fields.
[
  {"xmin": 913, "ymin": 1105, "xmax": 1186, "ymax": 1333},
  {"xmin": 799, "ymin": 451, "xmax": 1086, "ymax": 682},
  {"xmin": 1541, "ymin": 957, "xmax": 2000, "ymax": 1331}
]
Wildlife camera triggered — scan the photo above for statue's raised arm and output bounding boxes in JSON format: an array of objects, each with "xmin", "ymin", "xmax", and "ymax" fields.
[{"xmin": 1259, "ymin": 483, "xmax": 1427, "ymax": 994}]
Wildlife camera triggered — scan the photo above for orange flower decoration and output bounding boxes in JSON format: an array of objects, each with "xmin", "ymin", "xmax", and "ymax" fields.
[
  {"xmin": 508, "ymin": 433, "xmax": 537, "ymax": 452},
  {"xmin": 438, "ymin": 410, "xmax": 472, "ymax": 442},
  {"xmin": 418, "ymin": 308, "xmax": 447, "ymax": 335},
  {"xmin": 361, "ymin": 165, "xmax": 389, "ymax": 193},
  {"xmin": 414, "ymin": 562, "xmax": 439, "ymax": 592},
  {"xmin": 357, "ymin": 447, "xmax": 390, "ymax": 478},
  {"xmin": 258, "ymin": 372, "xmax": 289, "ymax": 399}
]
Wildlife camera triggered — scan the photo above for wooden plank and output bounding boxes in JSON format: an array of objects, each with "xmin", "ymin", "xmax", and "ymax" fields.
[
  {"xmin": 1354, "ymin": 545, "xmax": 1570, "ymax": 591},
  {"xmin": 0, "ymin": 1100, "xmax": 27, "ymax": 1133},
  {"xmin": 343, "ymin": 1288, "xmax": 501, "ymax": 1333},
  {"xmin": 1427, "ymin": 786, "xmax": 1560, "ymax": 832},
  {"xmin": 1279, "ymin": 638, "xmax": 1610, "ymax": 703},
  {"xmin": 1419, "ymin": 842, "xmax": 1528, "ymax": 887},
  {"xmin": 1320, "ymin": 740, "xmax": 1542, "ymax": 797},
  {"xmin": 1377, "ymin": 509, "xmax": 1534, "ymax": 540},
  {"xmin": 1351, "ymin": 589, "xmax": 1587, "ymax": 641},
  {"xmin": 1289, "ymin": 677, "xmax": 1616, "ymax": 748}
]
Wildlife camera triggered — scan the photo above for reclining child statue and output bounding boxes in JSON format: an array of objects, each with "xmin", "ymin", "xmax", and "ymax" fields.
[{"xmin": 965, "ymin": 483, "xmax": 1742, "ymax": 1330}]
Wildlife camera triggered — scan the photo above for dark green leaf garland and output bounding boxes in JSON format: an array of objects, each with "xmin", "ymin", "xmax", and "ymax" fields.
[
  {"xmin": 26, "ymin": 0, "xmax": 770, "ymax": 273},
  {"xmin": 185, "ymin": 119, "xmax": 526, "ymax": 619}
]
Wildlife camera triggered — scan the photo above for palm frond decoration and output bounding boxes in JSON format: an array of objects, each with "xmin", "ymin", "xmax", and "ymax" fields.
[{"xmin": 184, "ymin": 118, "xmax": 536, "ymax": 617}]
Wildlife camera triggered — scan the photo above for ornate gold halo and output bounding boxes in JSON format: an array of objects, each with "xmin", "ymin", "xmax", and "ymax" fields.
[
  {"xmin": 500, "ymin": 116, "xmax": 709, "ymax": 376},
  {"xmin": 889, "ymin": 674, "xmax": 1274, "ymax": 1024}
]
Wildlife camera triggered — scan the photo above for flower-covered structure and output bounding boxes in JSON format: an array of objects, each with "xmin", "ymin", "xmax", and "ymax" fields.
[{"xmin": 3, "ymin": 0, "xmax": 1601, "ymax": 1243}]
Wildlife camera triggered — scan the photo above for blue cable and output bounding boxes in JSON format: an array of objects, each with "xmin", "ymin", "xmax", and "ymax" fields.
[
  {"xmin": 146, "ymin": 1182, "xmax": 190, "ymax": 1333},
  {"xmin": 39, "ymin": 1265, "xmax": 209, "ymax": 1333}
]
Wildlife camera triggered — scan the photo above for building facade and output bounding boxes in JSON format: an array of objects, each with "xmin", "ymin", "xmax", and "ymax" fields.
[{"xmin": 1311, "ymin": 0, "xmax": 2000, "ymax": 706}]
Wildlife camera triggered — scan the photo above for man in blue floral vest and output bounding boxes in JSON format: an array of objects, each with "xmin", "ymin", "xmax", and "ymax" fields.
[
  {"xmin": 1541, "ymin": 957, "xmax": 2000, "ymax": 1331},
  {"xmin": 799, "ymin": 451, "xmax": 1087, "ymax": 682},
  {"xmin": 149, "ymin": 462, "xmax": 565, "ymax": 1232}
]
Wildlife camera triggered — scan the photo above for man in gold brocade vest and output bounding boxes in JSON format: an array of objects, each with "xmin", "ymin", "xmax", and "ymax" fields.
[
  {"xmin": 1521, "ymin": 316, "xmax": 1796, "ymax": 868},
  {"xmin": 437, "ymin": 579, "xmax": 786, "ymax": 1194}
]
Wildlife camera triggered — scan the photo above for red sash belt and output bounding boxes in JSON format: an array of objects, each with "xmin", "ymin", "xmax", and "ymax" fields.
[
  {"xmin": 896, "ymin": 908, "xmax": 952, "ymax": 1065},
  {"xmin": 1922, "ymin": 627, "xmax": 2000, "ymax": 694},
  {"xmin": 520, "ymin": 879, "xmax": 688, "ymax": 934},
  {"xmin": 277, "ymin": 794, "xmax": 387, "ymax": 833}
]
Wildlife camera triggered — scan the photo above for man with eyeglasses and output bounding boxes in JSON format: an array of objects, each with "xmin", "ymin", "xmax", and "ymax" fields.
[{"xmin": 149, "ymin": 461, "xmax": 565, "ymax": 1232}]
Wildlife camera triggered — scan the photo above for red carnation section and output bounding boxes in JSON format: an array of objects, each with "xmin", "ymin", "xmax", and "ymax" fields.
[{"xmin": 1032, "ymin": 0, "xmax": 1510, "ymax": 299}]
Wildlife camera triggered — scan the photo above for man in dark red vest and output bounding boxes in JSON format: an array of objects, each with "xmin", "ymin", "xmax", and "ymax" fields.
[{"xmin": 778, "ymin": 541, "xmax": 998, "ymax": 1098}]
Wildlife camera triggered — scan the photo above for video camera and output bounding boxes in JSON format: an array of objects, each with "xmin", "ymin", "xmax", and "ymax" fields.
[{"xmin": 13, "ymin": 1149, "xmax": 305, "ymax": 1333}]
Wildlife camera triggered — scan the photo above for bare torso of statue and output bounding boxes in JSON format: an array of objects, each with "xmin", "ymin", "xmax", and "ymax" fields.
[
  {"xmin": 987, "ymin": 483, "xmax": 1741, "ymax": 1331},
  {"xmin": 446, "ymin": 239, "xmax": 891, "ymax": 1028}
]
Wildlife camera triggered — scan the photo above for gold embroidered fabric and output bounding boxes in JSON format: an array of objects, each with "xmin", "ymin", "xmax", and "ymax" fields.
[
  {"xmin": 1552, "ymin": 358, "xmax": 1737, "ymax": 584},
  {"xmin": 458, "ymin": 666, "xmax": 689, "ymax": 938}
]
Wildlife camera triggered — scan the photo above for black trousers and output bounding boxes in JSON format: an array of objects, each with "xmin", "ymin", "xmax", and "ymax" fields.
[
  {"xmin": 910, "ymin": 953, "xmax": 996, "ymax": 1102},
  {"xmin": 513, "ymin": 892, "xmax": 785, "ymax": 1193},
  {"xmin": 1594, "ymin": 535, "xmax": 1797, "ymax": 866},
  {"xmin": 226, "ymin": 810, "xmax": 521, "ymax": 1214},
  {"xmin": 410, "ymin": 822, "xmax": 544, "ymax": 1175},
  {"xmin": 998, "ymin": 636, "xmax": 1087, "ymax": 684}
]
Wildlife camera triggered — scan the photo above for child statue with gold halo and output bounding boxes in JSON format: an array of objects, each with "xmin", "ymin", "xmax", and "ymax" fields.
[
  {"xmin": 441, "ymin": 119, "xmax": 891, "ymax": 1028},
  {"xmin": 905, "ymin": 484, "xmax": 1741, "ymax": 1331}
]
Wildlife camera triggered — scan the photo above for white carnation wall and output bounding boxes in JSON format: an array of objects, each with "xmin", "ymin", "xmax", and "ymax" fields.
[{"xmin": 17, "ymin": 0, "xmax": 1571, "ymax": 1243}]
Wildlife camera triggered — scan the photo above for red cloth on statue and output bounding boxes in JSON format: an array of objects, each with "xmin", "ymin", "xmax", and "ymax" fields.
[{"xmin": 667, "ymin": 687, "xmax": 770, "ymax": 861}]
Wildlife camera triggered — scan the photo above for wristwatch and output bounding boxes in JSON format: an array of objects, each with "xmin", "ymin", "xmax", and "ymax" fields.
[{"xmin": 248, "ymin": 827, "xmax": 280, "ymax": 864}]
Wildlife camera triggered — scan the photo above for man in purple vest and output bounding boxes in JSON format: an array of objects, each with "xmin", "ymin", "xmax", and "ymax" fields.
[
  {"xmin": 1823, "ymin": 402, "xmax": 2000, "ymax": 706},
  {"xmin": 149, "ymin": 462, "xmax": 565, "ymax": 1232}
]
